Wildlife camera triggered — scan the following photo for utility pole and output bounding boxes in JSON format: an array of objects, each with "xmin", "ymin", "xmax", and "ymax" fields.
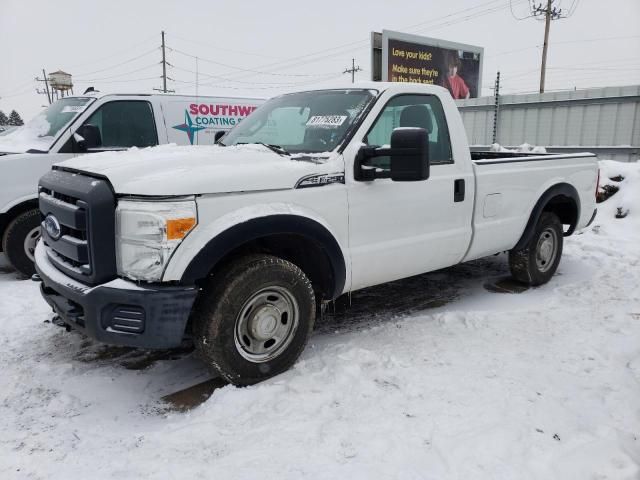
[
  {"xmin": 161, "ymin": 30, "xmax": 167, "ymax": 93},
  {"xmin": 154, "ymin": 31, "xmax": 175, "ymax": 93},
  {"xmin": 343, "ymin": 58, "xmax": 362, "ymax": 84},
  {"xmin": 36, "ymin": 69, "xmax": 52, "ymax": 104},
  {"xmin": 492, "ymin": 71, "xmax": 500, "ymax": 144},
  {"xmin": 532, "ymin": 0, "xmax": 564, "ymax": 93},
  {"xmin": 539, "ymin": 0, "xmax": 552, "ymax": 93}
]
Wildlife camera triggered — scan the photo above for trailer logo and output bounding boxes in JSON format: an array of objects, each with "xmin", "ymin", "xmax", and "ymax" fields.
[
  {"xmin": 44, "ymin": 214, "xmax": 62, "ymax": 241},
  {"xmin": 173, "ymin": 111, "xmax": 205, "ymax": 145}
]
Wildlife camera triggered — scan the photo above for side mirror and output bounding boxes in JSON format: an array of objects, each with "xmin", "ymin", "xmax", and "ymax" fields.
[
  {"xmin": 75, "ymin": 124, "xmax": 102, "ymax": 151},
  {"xmin": 389, "ymin": 127, "xmax": 430, "ymax": 182},
  {"xmin": 354, "ymin": 127, "xmax": 430, "ymax": 182},
  {"xmin": 214, "ymin": 131, "xmax": 226, "ymax": 144}
]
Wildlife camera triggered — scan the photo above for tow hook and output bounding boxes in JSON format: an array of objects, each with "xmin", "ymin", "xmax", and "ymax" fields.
[
  {"xmin": 51, "ymin": 315, "xmax": 71, "ymax": 332},
  {"xmin": 31, "ymin": 273, "xmax": 42, "ymax": 282}
]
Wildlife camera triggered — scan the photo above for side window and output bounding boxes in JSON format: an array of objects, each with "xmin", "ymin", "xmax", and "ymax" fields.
[
  {"xmin": 82, "ymin": 101, "xmax": 158, "ymax": 149},
  {"xmin": 364, "ymin": 94, "xmax": 453, "ymax": 168}
]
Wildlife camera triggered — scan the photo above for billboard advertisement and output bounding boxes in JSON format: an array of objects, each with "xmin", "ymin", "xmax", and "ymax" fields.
[{"xmin": 376, "ymin": 30, "xmax": 483, "ymax": 99}]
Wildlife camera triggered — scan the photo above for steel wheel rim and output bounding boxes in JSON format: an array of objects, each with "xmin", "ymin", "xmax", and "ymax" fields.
[
  {"xmin": 234, "ymin": 286, "xmax": 299, "ymax": 363},
  {"xmin": 535, "ymin": 227, "xmax": 558, "ymax": 272},
  {"xmin": 23, "ymin": 226, "xmax": 41, "ymax": 262}
]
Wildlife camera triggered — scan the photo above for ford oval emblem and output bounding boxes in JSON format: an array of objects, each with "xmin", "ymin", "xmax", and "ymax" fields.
[{"xmin": 44, "ymin": 214, "xmax": 62, "ymax": 241}]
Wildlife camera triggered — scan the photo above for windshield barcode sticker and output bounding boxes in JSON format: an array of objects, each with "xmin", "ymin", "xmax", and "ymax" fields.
[
  {"xmin": 62, "ymin": 106, "xmax": 86, "ymax": 113},
  {"xmin": 306, "ymin": 115, "xmax": 347, "ymax": 127}
]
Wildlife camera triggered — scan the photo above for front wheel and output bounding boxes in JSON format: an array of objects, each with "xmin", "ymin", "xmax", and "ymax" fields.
[
  {"xmin": 509, "ymin": 212, "xmax": 563, "ymax": 286},
  {"xmin": 193, "ymin": 255, "xmax": 316, "ymax": 386},
  {"xmin": 2, "ymin": 209, "xmax": 41, "ymax": 278}
]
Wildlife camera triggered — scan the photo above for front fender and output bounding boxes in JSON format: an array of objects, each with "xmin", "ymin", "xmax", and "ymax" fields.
[{"xmin": 162, "ymin": 202, "xmax": 349, "ymax": 297}]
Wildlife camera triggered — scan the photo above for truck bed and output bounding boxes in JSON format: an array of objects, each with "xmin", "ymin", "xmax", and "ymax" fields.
[{"xmin": 463, "ymin": 151, "xmax": 598, "ymax": 262}]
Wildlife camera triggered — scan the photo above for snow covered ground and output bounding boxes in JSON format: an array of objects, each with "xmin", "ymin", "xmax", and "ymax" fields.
[{"xmin": 1, "ymin": 161, "xmax": 639, "ymax": 480}]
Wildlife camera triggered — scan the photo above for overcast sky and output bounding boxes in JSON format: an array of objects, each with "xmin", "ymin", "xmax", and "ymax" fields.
[{"xmin": 1, "ymin": 0, "xmax": 639, "ymax": 120}]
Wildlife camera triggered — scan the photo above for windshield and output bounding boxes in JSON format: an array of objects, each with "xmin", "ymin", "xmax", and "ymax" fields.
[
  {"xmin": 0, "ymin": 96, "xmax": 95, "ymax": 153},
  {"xmin": 222, "ymin": 89, "xmax": 377, "ymax": 154}
]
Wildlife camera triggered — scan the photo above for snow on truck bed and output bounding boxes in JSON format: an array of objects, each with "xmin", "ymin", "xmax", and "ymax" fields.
[{"xmin": 1, "ymin": 161, "xmax": 639, "ymax": 479}]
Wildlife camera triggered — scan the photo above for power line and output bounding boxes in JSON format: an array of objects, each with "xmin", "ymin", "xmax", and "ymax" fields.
[
  {"xmin": 65, "ymin": 34, "xmax": 158, "ymax": 70},
  {"xmin": 169, "ymin": 0, "xmax": 529, "ymax": 85},
  {"xmin": 170, "ymin": 47, "xmax": 338, "ymax": 77},
  {"xmin": 4, "ymin": 0, "xmax": 615, "ymax": 101},
  {"xmin": 74, "ymin": 76, "xmax": 160, "ymax": 85},
  {"xmin": 410, "ymin": 0, "xmax": 530, "ymax": 34},
  {"xmin": 164, "ymin": 2, "xmax": 532, "ymax": 90},
  {"xmin": 486, "ymin": 34, "xmax": 640, "ymax": 60},
  {"xmin": 74, "ymin": 63, "xmax": 158, "ymax": 82},
  {"xmin": 1, "ymin": 84, "xmax": 37, "ymax": 99},
  {"xmin": 510, "ymin": 0, "xmax": 536, "ymax": 20},
  {"xmin": 73, "ymin": 47, "xmax": 159, "ymax": 77},
  {"xmin": 158, "ymin": 0, "xmax": 528, "ymax": 93},
  {"xmin": 167, "ymin": 33, "xmax": 284, "ymax": 60},
  {"xmin": 170, "ymin": 65, "xmax": 332, "ymax": 86},
  {"xmin": 1, "ymin": 78, "xmax": 37, "ymax": 96},
  {"xmin": 404, "ymin": 0, "xmax": 506, "ymax": 30},
  {"xmin": 171, "ymin": 72, "xmax": 345, "ymax": 92}
]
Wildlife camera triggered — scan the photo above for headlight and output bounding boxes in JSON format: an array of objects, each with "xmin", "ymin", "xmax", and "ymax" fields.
[{"xmin": 116, "ymin": 199, "xmax": 197, "ymax": 282}]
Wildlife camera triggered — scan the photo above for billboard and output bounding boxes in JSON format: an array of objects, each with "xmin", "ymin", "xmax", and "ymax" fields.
[{"xmin": 373, "ymin": 30, "xmax": 483, "ymax": 99}]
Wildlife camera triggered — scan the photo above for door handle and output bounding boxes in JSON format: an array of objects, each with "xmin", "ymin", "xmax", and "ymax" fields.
[{"xmin": 454, "ymin": 179, "xmax": 465, "ymax": 202}]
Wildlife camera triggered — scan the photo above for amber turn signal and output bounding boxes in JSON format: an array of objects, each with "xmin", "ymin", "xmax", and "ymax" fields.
[{"xmin": 166, "ymin": 217, "xmax": 196, "ymax": 240}]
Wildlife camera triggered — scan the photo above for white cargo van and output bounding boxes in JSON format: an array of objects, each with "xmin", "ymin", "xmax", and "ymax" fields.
[{"xmin": 0, "ymin": 92, "xmax": 264, "ymax": 276}]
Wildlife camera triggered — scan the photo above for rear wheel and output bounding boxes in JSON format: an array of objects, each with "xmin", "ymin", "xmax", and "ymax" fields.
[
  {"xmin": 193, "ymin": 255, "xmax": 316, "ymax": 386},
  {"xmin": 2, "ymin": 209, "xmax": 40, "ymax": 278},
  {"xmin": 509, "ymin": 212, "xmax": 563, "ymax": 286}
]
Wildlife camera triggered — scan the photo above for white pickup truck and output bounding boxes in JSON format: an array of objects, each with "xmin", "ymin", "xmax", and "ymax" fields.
[
  {"xmin": 0, "ymin": 92, "xmax": 262, "ymax": 276},
  {"xmin": 33, "ymin": 82, "xmax": 598, "ymax": 385}
]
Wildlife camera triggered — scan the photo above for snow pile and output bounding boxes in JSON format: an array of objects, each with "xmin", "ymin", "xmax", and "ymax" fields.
[
  {"xmin": 489, "ymin": 143, "xmax": 548, "ymax": 154},
  {"xmin": 597, "ymin": 159, "xmax": 640, "ymax": 222}
]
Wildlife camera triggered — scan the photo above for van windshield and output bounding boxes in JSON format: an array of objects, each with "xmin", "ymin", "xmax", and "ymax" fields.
[
  {"xmin": 0, "ymin": 97, "xmax": 95, "ymax": 153},
  {"xmin": 221, "ymin": 89, "xmax": 377, "ymax": 154}
]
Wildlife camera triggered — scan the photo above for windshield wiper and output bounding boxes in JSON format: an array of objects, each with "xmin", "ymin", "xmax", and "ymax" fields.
[{"xmin": 238, "ymin": 142, "xmax": 290, "ymax": 156}]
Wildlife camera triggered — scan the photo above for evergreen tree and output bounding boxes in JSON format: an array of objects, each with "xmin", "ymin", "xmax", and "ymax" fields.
[
  {"xmin": 8, "ymin": 110, "xmax": 24, "ymax": 126},
  {"xmin": 0, "ymin": 110, "xmax": 8, "ymax": 126}
]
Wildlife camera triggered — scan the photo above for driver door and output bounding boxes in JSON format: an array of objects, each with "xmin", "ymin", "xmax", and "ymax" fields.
[{"xmin": 347, "ymin": 93, "xmax": 473, "ymax": 291}]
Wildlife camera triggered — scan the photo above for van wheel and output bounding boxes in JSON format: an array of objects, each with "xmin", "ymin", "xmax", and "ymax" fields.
[
  {"xmin": 193, "ymin": 255, "xmax": 316, "ymax": 386},
  {"xmin": 509, "ymin": 212, "xmax": 563, "ymax": 286},
  {"xmin": 2, "ymin": 209, "xmax": 41, "ymax": 278}
]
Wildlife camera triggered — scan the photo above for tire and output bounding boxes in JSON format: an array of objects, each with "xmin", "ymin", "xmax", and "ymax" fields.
[
  {"xmin": 509, "ymin": 212, "xmax": 563, "ymax": 286},
  {"xmin": 2, "ymin": 209, "xmax": 41, "ymax": 278},
  {"xmin": 193, "ymin": 254, "xmax": 316, "ymax": 386}
]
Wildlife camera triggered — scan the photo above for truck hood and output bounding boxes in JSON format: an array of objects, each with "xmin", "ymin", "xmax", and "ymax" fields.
[{"xmin": 56, "ymin": 144, "xmax": 342, "ymax": 196}]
